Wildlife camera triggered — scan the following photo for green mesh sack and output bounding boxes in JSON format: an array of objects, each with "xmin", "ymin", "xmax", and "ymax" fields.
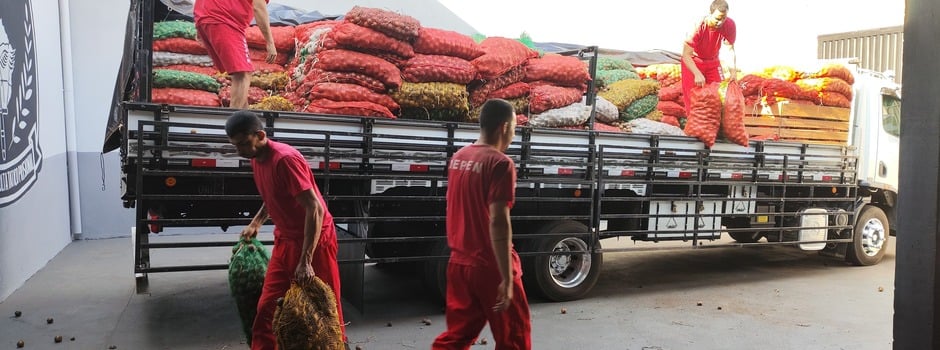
[
  {"xmin": 597, "ymin": 57, "xmax": 636, "ymax": 72},
  {"xmin": 228, "ymin": 237, "xmax": 270, "ymax": 343},
  {"xmin": 154, "ymin": 20, "xmax": 197, "ymax": 40},
  {"xmin": 400, "ymin": 108, "xmax": 470, "ymax": 122},
  {"xmin": 596, "ymin": 69, "xmax": 641, "ymax": 90},
  {"xmin": 153, "ymin": 69, "xmax": 221, "ymax": 93},
  {"xmin": 391, "ymin": 82, "xmax": 469, "ymax": 112},
  {"xmin": 621, "ymin": 94, "xmax": 661, "ymax": 121}
]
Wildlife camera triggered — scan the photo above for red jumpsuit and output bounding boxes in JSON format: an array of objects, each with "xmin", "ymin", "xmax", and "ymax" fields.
[
  {"xmin": 433, "ymin": 144, "xmax": 531, "ymax": 350},
  {"xmin": 681, "ymin": 17, "xmax": 737, "ymax": 114},
  {"xmin": 249, "ymin": 140, "xmax": 345, "ymax": 350}
]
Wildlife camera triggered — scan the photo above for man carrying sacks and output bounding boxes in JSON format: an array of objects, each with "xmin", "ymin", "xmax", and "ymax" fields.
[{"xmin": 681, "ymin": 0, "xmax": 737, "ymax": 115}]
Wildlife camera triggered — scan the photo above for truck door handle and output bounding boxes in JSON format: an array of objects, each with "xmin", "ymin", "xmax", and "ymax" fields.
[{"xmin": 879, "ymin": 162, "xmax": 888, "ymax": 177}]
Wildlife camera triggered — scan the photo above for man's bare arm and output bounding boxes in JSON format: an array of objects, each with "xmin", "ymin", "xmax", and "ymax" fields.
[{"xmin": 252, "ymin": 0, "xmax": 277, "ymax": 63}]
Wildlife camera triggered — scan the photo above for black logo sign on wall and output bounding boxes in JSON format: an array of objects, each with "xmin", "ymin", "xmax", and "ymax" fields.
[{"xmin": 0, "ymin": 0, "xmax": 41, "ymax": 208}]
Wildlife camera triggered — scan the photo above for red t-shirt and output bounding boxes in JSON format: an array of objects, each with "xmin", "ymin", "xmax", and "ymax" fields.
[
  {"xmin": 446, "ymin": 144, "xmax": 521, "ymax": 275},
  {"xmin": 194, "ymin": 0, "xmax": 267, "ymax": 31},
  {"xmin": 251, "ymin": 140, "xmax": 335, "ymax": 243},
  {"xmin": 685, "ymin": 17, "xmax": 736, "ymax": 61}
]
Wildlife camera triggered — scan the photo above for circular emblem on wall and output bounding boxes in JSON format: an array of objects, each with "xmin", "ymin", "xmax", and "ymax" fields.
[{"xmin": 0, "ymin": 0, "xmax": 42, "ymax": 208}]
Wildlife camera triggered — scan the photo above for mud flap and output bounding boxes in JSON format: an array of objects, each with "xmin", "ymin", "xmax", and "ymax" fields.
[{"xmin": 336, "ymin": 224, "xmax": 365, "ymax": 315}]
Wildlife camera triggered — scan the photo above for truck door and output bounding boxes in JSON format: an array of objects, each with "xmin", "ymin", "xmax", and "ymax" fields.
[{"xmin": 876, "ymin": 91, "xmax": 901, "ymax": 191}]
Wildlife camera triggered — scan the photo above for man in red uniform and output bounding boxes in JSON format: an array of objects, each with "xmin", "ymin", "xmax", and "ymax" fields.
[
  {"xmin": 681, "ymin": 0, "xmax": 737, "ymax": 114},
  {"xmin": 225, "ymin": 111, "xmax": 346, "ymax": 350},
  {"xmin": 432, "ymin": 99, "xmax": 531, "ymax": 350},
  {"xmin": 194, "ymin": 0, "xmax": 277, "ymax": 109}
]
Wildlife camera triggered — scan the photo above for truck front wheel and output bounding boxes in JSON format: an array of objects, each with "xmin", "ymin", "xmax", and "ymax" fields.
[
  {"xmin": 524, "ymin": 221, "xmax": 602, "ymax": 302},
  {"xmin": 846, "ymin": 205, "xmax": 890, "ymax": 266}
]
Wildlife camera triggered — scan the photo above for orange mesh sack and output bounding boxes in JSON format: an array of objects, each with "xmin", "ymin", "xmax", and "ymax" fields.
[
  {"xmin": 683, "ymin": 83, "xmax": 722, "ymax": 147},
  {"xmin": 719, "ymin": 80, "xmax": 749, "ymax": 146}
]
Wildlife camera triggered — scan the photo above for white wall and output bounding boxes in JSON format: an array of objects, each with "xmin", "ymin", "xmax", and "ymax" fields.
[
  {"xmin": 73, "ymin": 0, "xmax": 478, "ymax": 239},
  {"xmin": 0, "ymin": 0, "xmax": 72, "ymax": 301}
]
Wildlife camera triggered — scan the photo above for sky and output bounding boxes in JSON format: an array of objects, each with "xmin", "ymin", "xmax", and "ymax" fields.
[{"xmin": 436, "ymin": 0, "xmax": 905, "ymax": 72}]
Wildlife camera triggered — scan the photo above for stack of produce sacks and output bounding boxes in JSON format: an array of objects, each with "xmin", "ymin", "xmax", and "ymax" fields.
[
  {"xmin": 289, "ymin": 7, "xmax": 419, "ymax": 118},
  {"xmin": 151, "ymin": 21, "xmax": 220, "ymax": 106},
  {"xmin": 739, "ymin": 63, "xmax": 854, "ymax": 108},
  {"xmin": 468, "ymin": 37, "xmax": 539, "ymax": 120},
  {"xmin": 637, "ymin": 64, "xmax": 684, "ymax": 128},
  {"xmin": 594, "ymin": 57, "xmax": 639, "ymax": 90},
  {"xmin": 598, "ymin": 79, "xmax": 662, "ymax": 124},
  {"xmin": 397, "ymin": 27, "xmax": 483, "ymax": 121},
  {"xmin": 523, "ymin": 53, "xmax": 594, "ymax": 129}
]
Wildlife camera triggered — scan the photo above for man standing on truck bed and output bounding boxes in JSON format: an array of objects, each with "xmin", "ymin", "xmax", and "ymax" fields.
[
  {"xmin": 433, "ymin": 99, "xmax": 531, "ymax": 350},
  {"xmin": 194, "ymin": 0, "xmax": 277, "ymax": 109},
  {"xmin": 681, "ymin": 0, "xmax": 737, "ymax": 113},
  {"xmin": 225, "ymin": 111, "xmax": 346, "ymax": 350}
]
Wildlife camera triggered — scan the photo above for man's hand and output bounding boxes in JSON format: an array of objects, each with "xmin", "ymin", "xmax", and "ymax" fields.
[
  {"xmin": 294, "ymin": 261, "xmax": 315, "ymax": 281},
  {"xmin": 265, "ymin": 41, "xmax": 277, "ymax": 64},
  {"xmin": 493, "ymin": 278, "xmax": 513, "ymax": 312},
  {"xmin": 694, "ymin": 72, "xmax": 706, "ymax": 87},
  {"xmin": 240, "ymin": 224, "xmax": 259, "ymax": 240}
]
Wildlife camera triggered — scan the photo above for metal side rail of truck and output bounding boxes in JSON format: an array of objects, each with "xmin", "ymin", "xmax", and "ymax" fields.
[{"xmin": 102, "ymin": 0, "xmax": 900, "ymax": 309}]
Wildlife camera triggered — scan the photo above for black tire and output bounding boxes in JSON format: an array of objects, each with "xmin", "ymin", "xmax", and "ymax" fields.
[
  {"xmin": 523, "ymin": 221, "xmax": 603, "ymax": 302},
  {"xmin": 728, "ymin": 231, "xmax": 762, "ymax": 243},
  {"xmin": 423, "ymin": 239, "xmax": 450, "ymax": 304},
  {"xmin": 846, "ymin": 205, "xmax": 890, "ymax": 266}
]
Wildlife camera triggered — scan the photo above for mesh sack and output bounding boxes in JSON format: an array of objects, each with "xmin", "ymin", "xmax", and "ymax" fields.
[
  {"xmin": 402, "ymin": 55, "xmax": 478, "ymax": 85},
  {"xmin": 817, "ymin": 92, "xmax": 852, "ymax": 108},
  {"xmin": 391, "ymin": 82, "xmax": 469, "ymax": 112},
  {"xmin": 524, "ymin": 54, "xmax": 591, "ymax": 88},
  {"xmin": 598, "ymin": 79, "xmax": 661, "ymax": 111},
  {"xmin": 469, "ymin": 97, "xmax": 528, "ymax": 122},
  {"xmin": 596, "ymin": 69, "xmax": 640, "ymax": 90},
  {"xmin": 718, "ymin": 80, "xmax": 749, "ymax": 146},
  {"xmin": 472, "ymin": 37, "xmax": 538, "ymax": 79},
  {"xmin": 329, "ymin": 22, "xmax": 415, "ymax": 58},
  {"xmin": 309, "ymin": 82, "xmax": 399, "ymax": 111},
  {"xmin": 153, "ymin": 69, "xmax": 221, "ymax": 92},
  {"xmin": 249, "ymin": 48, "xmax": 291, "ymax": 66},
  {"xmin": 529, "ymin": 85, "xmax": 584, "ymax": 114},
  {"xmin": 597, "ymin": 57, "xmax": 635, "ymax": 72},
  {"xmin": 630, "ymin": 118, "xmax": 686, "ymax": 136},
  {"xmin": 344, "ymin": 6, "xmax": 421, "ymax": 42},
  {"xmin": 593, "ymin": 122, "xmax": 623, "ymax": 132},
  {"xmin": 469, "ymin": 65, "xmax": 526, "ymax": 107},
  {"xmin": 796, "ymin": 77, "xmax": 853, "ymax": 100},
  {"xmin": 314, "ymin": 49, "xmax": 402, "ymax": 89},
  {"xmin": 594, "ymin": 96, "xmax": 619, "ymax": 123},
  {"xmin": 152, "ymin": 88, "xmax": 220, "ymax": 107},
  {"xmin": 414, "ymin": 27, "xmax": 485, "ymax": 60},
  {"xmin": 153, "ymin": 38, "xmax": 207, "ymax": 55},
  {"xmin": 251, "ymin": 72, "xmax": 289, "ymax": 91},
  {"xmin": 621, "ymin": 94, "xmax": 660, "ymax": 121},
  {"xmin": 250, "ymin": 96, "xmax": 295, "ymax": 111},
  {"xmin": 228, "ymin": 238, "xmax": 269, "ymax": 343},
  {"xmin": 400, "ymin": 107, "xmax": 470, "ymax": 122},
  {"xmin": 299, "ymin": 69, "xmax": 387, "ymax": 94},
  {"xmin": 305, "ymin": 99, "xmax": 396, "ymax": 119},
  {"xmin": 760, "ymin": 65, "xmax": 801, "ymax": 82},
  {"xmin": 684, "ymin": 83, "xmax": 722, "ymax": 147},
  {"xmin": 739, "ymin": 74, "xmax": 767, "ymax": 96},
  {"xmin": 488, "ymin": 82, "xmax": 530, "ymax": 100},
  {"xmin": 658, "ymin": 83, "xmax": 683, "ymax": 102},
  {"xmin": 656, "ymin": 100, "xmax": 686, "ymax": 118},
  {"xmin": 153, "ymin": 20, "xmax": 196, "ymax": 40},
  {"xmin": 661, "ymin": 115, "xmax": 681, "ymax": 127},
  {"xmin": 806, "ymin": 63, "xmax": 855, "ymax": 85},
  {"xmin": 528, "ymin": 102, "xmax": 592, "ymax": 128},
  {"xmin": 245, "ymin": 25, "xmax": 296, "ymax": 52},
  {"xmin": 153, "ymin": 51, "xmax": 214, "ymax": 67},
  {"xmin": 159, "ymin": 64, "xmax": 219, "ymax": 76},
  {"xmin": 272, "ymin": 277, "xmax": 345, "ymax": 350}
]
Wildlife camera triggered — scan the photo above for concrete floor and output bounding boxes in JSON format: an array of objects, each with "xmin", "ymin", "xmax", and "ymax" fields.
[{"xmin": 0, "ymin": 234, "xmax": 895, "ymax": 350}]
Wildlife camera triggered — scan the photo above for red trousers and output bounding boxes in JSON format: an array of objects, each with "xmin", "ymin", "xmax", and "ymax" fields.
[
  {"xmin": 432, "ymin": 262, "xmax": 531, "ymax": 350},
  {"xmin": 681, "ymin": 57, "xmax": 723, "ymax": 115},
  {"xmin": 251, "ymin": 232, "xmax": 346, "ymax": 350}
]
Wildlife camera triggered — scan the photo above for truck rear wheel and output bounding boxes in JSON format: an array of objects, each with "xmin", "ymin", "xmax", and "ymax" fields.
[
  {"xmin": 846, "ymin": 205, "xmax": 890, "ymax": 266},
  {"xmin": 728, "ymin": 232, "xmax": 762, "ymax": 243},
  {"xmin": 524, "ymin": 221, "xmax": 602, "ymax": 302}
]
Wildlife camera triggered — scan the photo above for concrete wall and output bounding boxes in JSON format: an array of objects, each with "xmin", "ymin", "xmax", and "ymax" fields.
[
  {"xmin": 71, "ymin": 0, "xmax": 477, "ymax": 240},
  {"xmin": 0, "ymin": 0, "xmax": 72, "ymax": 301}
]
